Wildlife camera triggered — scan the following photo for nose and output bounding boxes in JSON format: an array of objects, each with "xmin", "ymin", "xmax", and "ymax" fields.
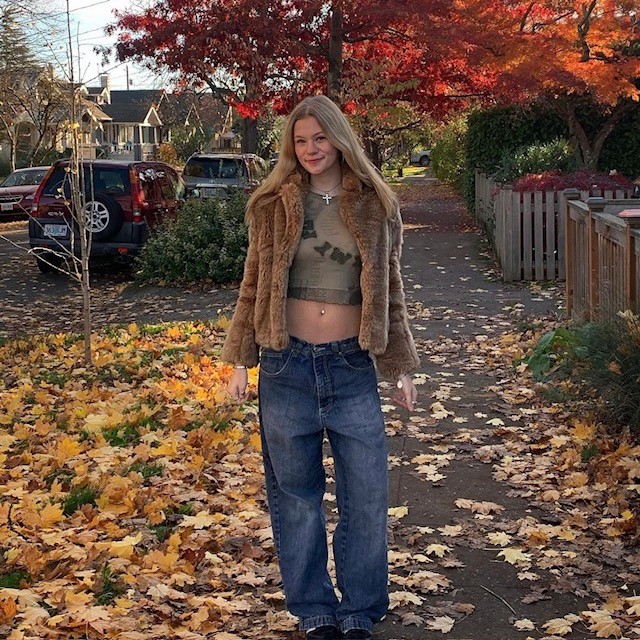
[{"xmin": 307, "ymin": 140, "xmax": 318, "ymax": 154}]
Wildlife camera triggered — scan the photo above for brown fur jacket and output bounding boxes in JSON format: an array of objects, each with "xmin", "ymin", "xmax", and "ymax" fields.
[{"xmin": 220, "ymin": 166, "xmax": 420, "ymax": 379}]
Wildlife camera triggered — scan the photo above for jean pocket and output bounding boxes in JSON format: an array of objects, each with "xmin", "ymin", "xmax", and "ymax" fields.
[
  {"xmin": 339, "ymin": 349, "xmax": 374, "ymax": 372},
  {"xmin": 259, "ymin": 348, "xmax": 292, "ymax": 377}
]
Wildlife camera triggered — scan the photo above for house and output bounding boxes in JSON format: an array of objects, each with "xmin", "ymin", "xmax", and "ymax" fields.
[{"xmin": 81, "ymin": 74, "xmax": 235, "ymax": 161}]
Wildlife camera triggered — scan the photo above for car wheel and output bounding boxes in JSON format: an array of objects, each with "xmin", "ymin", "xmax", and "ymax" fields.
[
  {"xmin": 82, "ymin": 194, "xmax": 123, "ymax": 241},
  {"xmin": 36, "ymin": 253, "xmax": 63, "ymax": 274},
  {"xmin": 419, "ymin": 155, "xmax": 430, "ymax": 167}
]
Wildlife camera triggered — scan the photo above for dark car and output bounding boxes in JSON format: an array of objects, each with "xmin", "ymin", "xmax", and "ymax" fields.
[
  {"xmin": 29, "ymin": 159, "xmax": 185, "ymax": 273},
  {"xmin": 182, "ymin": 152, "xmax": 269, "ymax": 198},
  {"xmin": 0, "ymin": 166, "xmax": 49, "ymax": 219}
]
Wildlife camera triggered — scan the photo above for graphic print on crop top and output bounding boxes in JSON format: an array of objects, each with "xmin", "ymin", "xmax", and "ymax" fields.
[{"xmin": 287, "ymin": 192, "xmax": 362, "ymax": 304}]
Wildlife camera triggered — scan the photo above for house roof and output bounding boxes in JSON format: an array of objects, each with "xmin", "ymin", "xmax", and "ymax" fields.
[{"xmin": 100, "ymin": 90, "xmax": 164, "ymax": 124}]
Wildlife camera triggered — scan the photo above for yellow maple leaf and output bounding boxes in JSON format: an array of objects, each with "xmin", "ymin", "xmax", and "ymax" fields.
[
  {"xmin": 543, "ymin": 617, "xmax": 573, "ymax": 636},
  {"xmin": 55, "ymin": 436, "xmax": 82, "ymax": 466},
  {"xmin": 426, "ymin": 615, "xmax": 455, "ymax": 633},
  {"xmin": 39, "ymin": 504, "xmax": 64, "ymax": 529},
  {"xmin": 583, "ymin": 610, "xmax": 622, "ymax": 638},
  {"xmin": 388, "ymin": 506, "xmax": 409, "ymax": 518},
  {"xmin": 388, "ymin": 591, "xmax": 424, "ymax": 609},
  {"xmin": 488, "ymin": 531, "xmax": 512, "ymax": 546},
  {"xmin": 425, "ymin": 544, "xmax": 451, "ymax": 557},
  {"xmin": 497, "ymin": 548, "xmax": 532, "ymax": 565},
  {"xmin": 249, "ymin": 432, "xmax": 262, "ymax": 451},
  {"xmin": 178, "ymin": 511, "xmax": 223, "ymax": 529},
  {"xmin": 571, "ymin": 419, "xmax": 596, "ymax": 442},
  {"xmin": 109, "ymin": 533, "xmax": 143, "ymax": 559}
]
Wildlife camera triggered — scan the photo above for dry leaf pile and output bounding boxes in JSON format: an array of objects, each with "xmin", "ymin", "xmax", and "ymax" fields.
[{"xmin": 0, "ymin": 321, "xmax": 292, "ymax": 640}]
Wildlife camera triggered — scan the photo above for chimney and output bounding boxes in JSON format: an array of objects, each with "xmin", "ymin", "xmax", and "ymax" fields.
[{"xmin": 99, "ymin": 73, "xmax": 111, "ymax": 104}]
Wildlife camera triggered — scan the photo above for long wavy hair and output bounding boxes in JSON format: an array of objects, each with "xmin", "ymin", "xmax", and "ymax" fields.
[{"xmin": 248, "ymin": 95, "xmax": 398, "ymax": 217}]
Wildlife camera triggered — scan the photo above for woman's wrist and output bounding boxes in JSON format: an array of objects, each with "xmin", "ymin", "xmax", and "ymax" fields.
[{"xmin": 396, "ymin": 373, "xmax": 411, "ymax": 389}]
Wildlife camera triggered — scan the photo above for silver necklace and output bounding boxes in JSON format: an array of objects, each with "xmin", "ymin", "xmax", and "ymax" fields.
[{"xmin": 309, "ymin": 180, "xmax": 342, "ymax": 205}]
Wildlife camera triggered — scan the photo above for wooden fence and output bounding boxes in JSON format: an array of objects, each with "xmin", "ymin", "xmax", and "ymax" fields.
[
  {"xmin": 474, "ymin": 171, "xmax": 632, "ymax": 282},
  {"xmin": 565, "ymin": 195, "xmax": 640, "ymax": 323}
]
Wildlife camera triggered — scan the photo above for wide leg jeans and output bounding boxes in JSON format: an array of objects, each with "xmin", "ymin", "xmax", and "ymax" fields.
[{"xmin": 258, "ymin": 336, "xmax": 389, "ymax": 634}]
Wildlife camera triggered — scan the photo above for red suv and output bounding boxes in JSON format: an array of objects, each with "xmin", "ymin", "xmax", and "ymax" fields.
[{"xmin": 29, "ymin": 160, "xmax": 185, "ymax": 272}]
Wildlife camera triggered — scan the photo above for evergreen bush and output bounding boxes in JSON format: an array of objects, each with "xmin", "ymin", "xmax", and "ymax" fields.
[
  {"xmin": 491, "ymin": 138, "xmax": 578, "ymax": 183},
  {"xmin": 431, "ymin": 114, "xmax": 468, "ymax": 194},
  {"xmin": 135, "ymin": 191, "xmax": 249, "ymax": 285}
]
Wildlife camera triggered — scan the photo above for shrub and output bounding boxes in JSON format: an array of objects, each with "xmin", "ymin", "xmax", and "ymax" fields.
[
  {"xmin": 157, "ymin": 143, "xmax": 179, "ymax": 166},
  {"xmin": 512, "ymin": 168, "xmax": 632, "ymax": 193},
  {"xmin": 523, "ymin": 313, "xmax": 640, "ymax": 434},
  {"xmin": 136, "ymin": 191, "xmax": 249, "ymax": 285},
  {"xmin": 431, "ymin": 114, "xmax": 468, "ymax": 194},
  {"xmin": 491, "ymin": 138, "xmax": 578, "ymax": 183}
]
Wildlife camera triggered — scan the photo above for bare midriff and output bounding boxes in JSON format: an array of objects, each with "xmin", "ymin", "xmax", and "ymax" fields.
[{"xmin": 286, "ymin": 298, "xmax": 362, "ymax": 344}]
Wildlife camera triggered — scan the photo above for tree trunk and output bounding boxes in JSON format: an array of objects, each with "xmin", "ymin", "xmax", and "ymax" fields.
[
  {"xmin": 561, "ymin": 99, "xmax": 635, "ymax": 169},
  {"xmin": 241, "ymin": 117, "xmax": 258, "ymax": 154},
  {"xmin": 327, "ymin": 2, "xmax": 344, "ymax": 104}
]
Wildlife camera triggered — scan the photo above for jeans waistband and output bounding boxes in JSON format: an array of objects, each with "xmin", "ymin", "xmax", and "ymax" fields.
[{"xmin": 287, "ymin": 335, "xmax": 362, "ymax": 357}]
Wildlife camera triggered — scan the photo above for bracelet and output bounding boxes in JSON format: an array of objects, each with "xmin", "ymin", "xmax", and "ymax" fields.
[{"xmin": 234, "ymin": 365, "xmax": 247, "ymax": 370}]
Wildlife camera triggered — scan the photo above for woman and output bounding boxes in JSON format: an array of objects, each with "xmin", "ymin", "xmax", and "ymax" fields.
[{"xmin": 223, "ymin": 95, "xmax": 419, "ymax": 640}]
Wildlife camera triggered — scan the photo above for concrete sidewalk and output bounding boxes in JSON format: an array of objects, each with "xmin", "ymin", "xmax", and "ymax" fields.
[{"xmin": 372, "ymin": 179, "xmax": 578, "ymax": 639}]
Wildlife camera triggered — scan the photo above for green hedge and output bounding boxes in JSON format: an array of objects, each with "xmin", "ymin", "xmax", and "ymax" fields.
[
  {"xmin": 465, "ymin": 103, "xmax": 568, "ymax": 176},
  {"xmin": 135, "ymin": 192, "xmax": 249, "ymax": 284},
  {"xmin": 430, "ymin": 114, "xmax": 468, "ymax": 193}
]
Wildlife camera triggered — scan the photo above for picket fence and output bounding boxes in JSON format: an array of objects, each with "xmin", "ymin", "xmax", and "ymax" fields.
[
  {"xmin": 474, "ymin": 170, "xmax": 632, "ymax": 282},
  {"xmin": 565, "ymin": 195, "xmax": 640, "ymax": 323}
]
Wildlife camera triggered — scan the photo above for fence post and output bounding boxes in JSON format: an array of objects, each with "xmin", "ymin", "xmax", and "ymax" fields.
[
  {"xmin": 563, "ymin": 189, "xmax": 581, "ymax": 319},
  {"xmin": 619, "ymin": 210, "xmax": 640, "ymax": 314},
  {"xmin": 586, "ymin": 197, "xmax": 606, "ymax": 322}
]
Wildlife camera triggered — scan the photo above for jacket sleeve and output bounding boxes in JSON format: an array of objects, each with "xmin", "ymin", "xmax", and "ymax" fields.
[
  {"xmin": 374, "ymin": 211, "xmax": 420, "ymax": 379},
  {"xmin": 220, "ymin": 211, "xmax": 260, "ymax": 367}
]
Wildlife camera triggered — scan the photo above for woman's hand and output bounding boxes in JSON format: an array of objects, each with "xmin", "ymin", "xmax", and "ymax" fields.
[
  {"xmin": 227, "ymin": 368, "xmax": 249, "ymax": 402},
  {"xmin": 392, "ymin": 374, "xmax": 417, "ymax": 412}
]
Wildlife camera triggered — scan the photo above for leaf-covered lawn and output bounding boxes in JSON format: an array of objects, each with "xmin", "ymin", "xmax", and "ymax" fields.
[{"xmin": 0, "ymin": 321, "xmax": 292, "ymax": 639}]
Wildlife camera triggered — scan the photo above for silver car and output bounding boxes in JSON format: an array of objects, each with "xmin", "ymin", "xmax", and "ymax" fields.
[{"xmin": 182, "ymin": 153, "xmax": 269, "ymax": 198}]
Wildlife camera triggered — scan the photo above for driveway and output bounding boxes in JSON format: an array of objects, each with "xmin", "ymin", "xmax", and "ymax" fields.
[{"xmin": 0, "ymin": 224, "xmax": 237, "ymax": 339}]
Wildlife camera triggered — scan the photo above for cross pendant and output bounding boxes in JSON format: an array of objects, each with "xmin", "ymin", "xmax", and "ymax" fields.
[{"xmin": 322, "ymin": 193, "xmax": 332, "ymax": 205}]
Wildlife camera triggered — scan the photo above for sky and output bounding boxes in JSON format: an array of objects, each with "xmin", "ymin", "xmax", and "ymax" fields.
[{"xmin": 49, "ymin": 0, "xmax": 157, "ymax": 90}]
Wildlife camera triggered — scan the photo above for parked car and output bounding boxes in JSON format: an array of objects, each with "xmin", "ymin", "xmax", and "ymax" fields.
[
  {"xmin": 182, "ymin": 152, "xmax": 269, "ymax": 198},
  {"xmin": 409, "ymin": 149, "xmax": 431, "ymax": 166},
  {"xmin": 29, "ymin": 159, "xmax": 185, "ymax": 273},
  {"xmin": 0, "ymin": 166, "xmax": 49, "ymax": 219}
]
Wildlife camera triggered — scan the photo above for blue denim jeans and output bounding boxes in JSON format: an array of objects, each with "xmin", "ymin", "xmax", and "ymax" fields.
[{"xmin": 258, "ymin": 336, "xmax": 389, "ymax": 634}]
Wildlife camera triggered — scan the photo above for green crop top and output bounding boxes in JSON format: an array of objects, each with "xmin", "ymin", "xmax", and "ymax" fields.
[{"xmin": 287, "ymin": 191, "xmax": 363, "ymax": 305}]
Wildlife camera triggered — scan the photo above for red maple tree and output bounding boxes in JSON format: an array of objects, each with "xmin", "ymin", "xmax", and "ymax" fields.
[{"xmin": 462, "ymin": 0, "xmax": 640, "ymax": 167}]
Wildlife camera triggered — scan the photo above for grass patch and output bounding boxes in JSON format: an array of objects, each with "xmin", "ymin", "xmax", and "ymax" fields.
[
  {"xmin": 127, "ymin": 462, "xmax": 164, "ymax": 482},
  {"xmin": 63, "ymin": 486, "xmax": 98, "ymax": 516},
  {"xmin": 0, "ymin": 571, "xmax": 30, "ymax": 588},
  {"xmin": 103, "ymin": 424, "xmax": 141, "ymax": 447},
  {"xmin": 93, "ymin": 564, "xmax": 126, "ymax": 605}
]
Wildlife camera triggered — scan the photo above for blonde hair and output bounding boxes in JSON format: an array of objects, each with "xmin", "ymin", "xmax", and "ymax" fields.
[{"xmin": 249, "ymin": 95, "xmax": 398, "ymax": 217}]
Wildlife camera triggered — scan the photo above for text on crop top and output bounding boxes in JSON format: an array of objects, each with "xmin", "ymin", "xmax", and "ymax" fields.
[{"xmin": 287, "ymin": 191, "xmax": 362, "ymax": 304}]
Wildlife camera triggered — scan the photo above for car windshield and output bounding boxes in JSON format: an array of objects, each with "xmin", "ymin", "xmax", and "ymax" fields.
[
  {"xmin": 184, "ymin": 157, "xmax": 246, "ymax": 180},
  {"xmin": 1, "ymin": 168, "xmax": 47, "ymax": 187}
]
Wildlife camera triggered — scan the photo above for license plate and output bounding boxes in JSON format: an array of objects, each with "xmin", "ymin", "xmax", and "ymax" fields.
[
  {"xmin": 44, "ymin": 224, "xmax": 68, "ymax": 238},
  {"xmin": 1, "ymin": 203, "xmax": 13, "ymax": 211}
]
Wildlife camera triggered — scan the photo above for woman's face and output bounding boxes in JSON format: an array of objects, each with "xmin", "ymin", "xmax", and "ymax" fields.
[{"xmin": 293, "ymin": 116, "xmax": 340, "ymax": 179}]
